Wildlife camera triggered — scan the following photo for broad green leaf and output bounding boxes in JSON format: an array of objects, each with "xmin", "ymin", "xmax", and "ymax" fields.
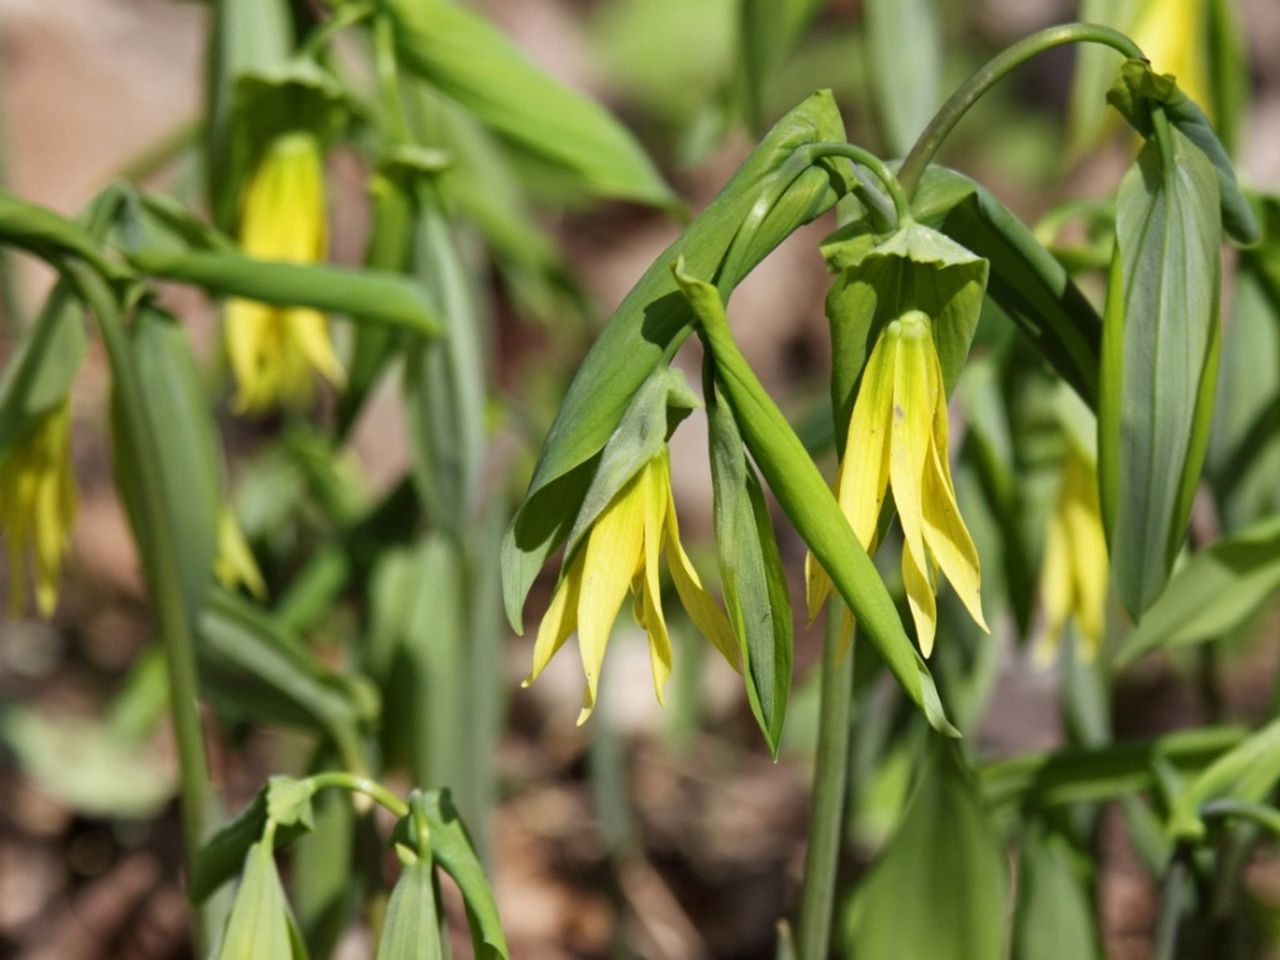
[
  {"xmin": 674, "ymin": 263, "xmax": 956, "ymax": 737},
  {"xmin": 1107, "ymin": 58, "xmax": 1258, "ymax": 244},
  {"xmin": 736, "ymin": 0, "xmax": 825, "ymax": 133},
  {"xmin": 377, "ymin": 849, "xmax": 444, "ymax": 960},
  {"xmin": 864, "ymin": 0, "xmax": 940, "ymax": 156},
  {"xmin": 386, "ymin": 0, "xmax": 674, "ymax": 208},
  {"xmin": 1014, "ymin": 830, "xmax": 1101, "ymax": 960},
  {"xmin": 0, "ymin": 188, "xmax": 125, "ymax": 282},
  {"xmin": 907, "ymin": 166, "xmax": 1103, "ymax": 405},
  {"xmin": 1099, "ymin": 121, "xmax": 1222, "ymax": 616},
  {"xmin": 1117, "ymin": 514, "xmax": 1280, "ymax": 665},
  {"xmin": 823, "ymin": 220, "xmax": 987, "ymax": 447},
  {"xmin": 1168, "ymin": 719, "xmax": 1280, "ymax": 841},
  {"xmin": 502, "ymin": 90, "xmax": 854, "ymax": 633},
  {"xmin": 403, "ymin": 184, "xmax": 487, "ymax": 537},
  {"xmin": 128, "ymin": 248, "xmax": 442, "ymax": 337},
  {"xmin": 706, "ymin": 371, "xmax": 791, "ymax": 755},
  {"xmin": 191, "ymin": 784, "xmax": 312, "ymax": 905},
  {"xmin": 112, "ymin": 307, "xmax": 220, "ymax": 625},
  {"xmin": 847, "ymin": 743, "xmax": 1006, "ymax": 960},
  {"xmin": 214, "ymin": 836, "xmax": 304, "ymax": 960},
  {"xmin": 980, "ymin": 725, "xmax": 1245, "ymax": 810},
  {"xmin": 197, "ymin": 588, "xmax": 375, "ymax": 771}
]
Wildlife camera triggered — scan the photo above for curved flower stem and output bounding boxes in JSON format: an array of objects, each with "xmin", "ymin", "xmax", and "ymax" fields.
[
  {"xmin": 796, "ymin": 605, "xmax": 855, "ymax": 960},
  {"xmin": 897, "ymin": 22, "xmax": 1144, "ymax": 196},
  {"xmin": 807, "ymin": 142, "xmax": 911, "ymax": 225},
  {"xmin": 307, "ymin": 771, "xmax": 411, "ymax": 818}
]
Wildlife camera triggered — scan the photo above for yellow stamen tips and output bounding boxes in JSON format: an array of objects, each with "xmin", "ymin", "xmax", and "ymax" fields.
[
  {"xmin": 214, "ymin": 508, "xmax": 267, "ymax": 600},
  {"xmin": 1036, "ymin": 446, "xmax": 1109, "ymax": 664},
  {"xmin": 805, "ymin": 310, "xmax": 987, "ymax": 657},
  {"xmin": 1130, "ymin": 0, "xmax": 1211, "ymax": 114},
  {"xmin": 524, "ymin": 448, "xmax": 739, "ymax": 724},
  {"xmin": 1, "ymin": 399, "xmax": 78, "ymax": 617},
  {"xmin": 226, "ymin": 132, "xmax": 344, "ymax": 414}
]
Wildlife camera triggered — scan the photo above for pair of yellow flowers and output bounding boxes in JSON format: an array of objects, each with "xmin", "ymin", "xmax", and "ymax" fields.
[{"xmin": 528, "ymin": 312, "xmax": 1109, "ymax": 721}]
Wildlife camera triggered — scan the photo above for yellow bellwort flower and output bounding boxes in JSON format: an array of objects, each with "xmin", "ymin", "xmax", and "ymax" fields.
[
  {"xmin": 226, "ymin": 132, "xmax": 344, "ymax": 413},
  {"xmin": 805, "ymin": 310, "xmax": 987, "ymax": 657},
  {"xmin": 1037, "ymin": 446, "xmax": 1109, "ymax": 663},
  {"xmin": 524, "ymin": 448, "xmax": 739, "ymax": 724},
  {"xmin": 214, "ymin": 507, "xmax": 267, "ymax": 600},
  {"xmin": 1130, "ymin": 0, "xmax": 1211, "ymax": 114},
  {"xmin": 0, "ymin": 399, "xmax": 77, "ymax": 616}
]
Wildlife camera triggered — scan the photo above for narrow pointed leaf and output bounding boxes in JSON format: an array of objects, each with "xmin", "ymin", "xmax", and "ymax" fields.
[
  {"xmin": 377, "ymin": 850, "xmax": 444, "ymax": 960},
  {"xmin": 864, "ymin": 0, "xmax": 940, "ymax": 155}
]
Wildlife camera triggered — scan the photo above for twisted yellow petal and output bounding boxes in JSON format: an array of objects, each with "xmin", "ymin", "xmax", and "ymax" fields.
[
  {"xmin": 215, "ymin": 508, "xmax": 267, "ymax": 600},
  {"xmin": 1131, "ymin": 0, "xmax": 1211, "ymax": 114}
]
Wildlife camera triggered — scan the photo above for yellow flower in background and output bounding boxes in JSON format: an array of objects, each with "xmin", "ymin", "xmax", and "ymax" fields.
[
  {"xmin": 525, "ymin": 448, "xmax": 739, "ymax": 724},
  {"xmin": 226, "ymin": 132, "xmax": 344, "ymax": 413},
  {"xmin": 806, "ymin": 310, "xmax": 987, "ymax": 657},
  {"xmin": 214, "ymin": 507, "xmax": 266, "ymax": 599},
  {"xmin": 1, "ymin": 399, "xmax": 77, "ymax": 616},
  {"xmin": 1130, "ymin": 0, "xmax": 1211, "ymax": 113},
  {"xmin": 1037, "ymin": 446, "xmax": 1109, "ymax": 662}
]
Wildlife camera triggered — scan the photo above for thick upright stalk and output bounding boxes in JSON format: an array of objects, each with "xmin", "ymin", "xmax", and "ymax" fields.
[
  {"xmin": 796, "ymin": 607, "xmax": 855, "ymax": 960},
  {"xmin": 69, "ymin": 265, "xmax": 214, "ymax": 951},
  {"xmin": 897, "ymin": 23, "xmax": 1143, "ymax": 195}
]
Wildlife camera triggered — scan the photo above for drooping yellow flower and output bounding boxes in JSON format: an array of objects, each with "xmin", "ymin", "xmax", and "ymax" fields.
[
  {"xmin": 214, "ymin": 507, "xmax": 266, "ymax": 599},
  {"xmin": 525, "ymin": 448, "xmax": 739, "ymax": 723},
  {"xmin": 226, "ymin": 132, "xmax": 344, "ymax": 413},
  {"xmin": 806, "ymin": 310, "xmax": 987, "ymax": 657},
  {"xmin": 1130, "ymin": 0, "xmax": 1211, "ymax": 114},
  {"xmin": 1037, "ymin": 445, "xmax": 1109, "ymax": 662},
  {"xmin": 0, "ymin": 399, "xmax": 77, "ymax": 616}
]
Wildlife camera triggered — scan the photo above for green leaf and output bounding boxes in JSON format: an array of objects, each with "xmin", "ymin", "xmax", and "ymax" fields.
[
  {"xmin": 1206, "ymin": 0, "xmax": 1249, "ymax": 155},
  {"xmin": 1014, "ymin": 830, "xmax": 1101, "ymax": 960},
  {"xmin": 847, "ymin": 743, "xmax": 1007, "ymax": 960},
  {"xmin": 386, "ymin": 0, "xmax": 674, "ymax": 208},
  {"xmin": 1099, "ymin": 120, "xmax": 1223, "ymax": 616},
  {"xmin": 736, "ymin": 0, "xmax": 825, "ymax": 133},
  {"xmin": 1116, "ymin": 514, "xmax": 1280, "ymax": 666},
  {"xmin": 290, "ymin": 787, "xmax": 358, "ymax": 959},
  {"xmin": 502, "ymin": 90, "xmax": 853, "ymax": 633},
  {"xmin": 1168, "ymin": 719, "xmax": 1280, "ymax": 841},
  {"xmin": 705, "ymin": 370, "xmax": 791, "ymax": 755},
  {"xmin": 128, "ymin": 247, "xmax": 443, "ymax": 337},
  {"xmin": 907, "ymin": 166, "xmax": 1103, "ymax": 405},
  {"xmin": 412, "ymin": 790, "xmax": 509, "ymax": 960},
  {"xmin": 377, "ymin": 849, "xmax": 444, "ymax": 960},
  {"xmin": 112, "ymin": 307, "xmax": 221, "ymax": 625},
  {"xmin": 266, "ymin": 775, "xmax": 317, "ymax": 831},
  {"xmin": 864, "ymin": 0, "xmax": 940, "ymax": 156},
  {"xmin": 823, "ymin": 220, "xmax": 987, "ymax": 447},
  {"xmin": 403, "ymin": 184, "xmax": 488, "ymax": 537},
  {"xmin": 214, "ymin": 836, "xmax": 304, "ymax": 960},
  {"xmin": 191, "ymin": 785, "xmax": 312, "ymax": 905},
  {"xmin": 674, "ymin": 262, "xmax": 956, "ymax": 737},
  {"xmin": 1107, "ymin": 59, "xmax": 1258, "ymax": 245}
]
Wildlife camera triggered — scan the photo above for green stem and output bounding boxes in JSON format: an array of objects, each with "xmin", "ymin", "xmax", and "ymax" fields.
[
  {"xmin": 1153, "ymin": 848, "xmax": 1190, "ymax": 960},
  {"xmin": 68, "ymin": 264, "xmax": 214, "ymax": 953},
  {"xmin": 299, "ymin": 0, "xmax": 375, "ymax": 58},
  {"xmin": 808, "ymin": 142, "xmax": 910, "ymax": 225},
  {"xmin": 796, "ymin": 606, "xmax": 855, "ymax": 960},
  {"xmin": 307, "ymin": 771, "xmax": 410, "ymax": 818},
  {"xmin": 897, "ymin": 22, "xmax": 1143, "ymax": 195}
]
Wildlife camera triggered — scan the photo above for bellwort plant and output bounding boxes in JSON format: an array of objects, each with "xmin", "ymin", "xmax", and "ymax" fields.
[{"xmin": 3, "ymin": 1, "xmax": 1280, "ymax": 957}]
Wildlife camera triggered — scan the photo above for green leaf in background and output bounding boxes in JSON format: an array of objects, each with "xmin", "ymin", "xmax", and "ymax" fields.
[
  {"xmin": 403, "ymin": 183, "xmax": 487, "ymax": 538},
  {"xmin": 1014, "ymin": 829, "xmax": 1101, "ymax": 960},
  {"xmin": 214, "ymin": 834, "xmax": 306, "ymax": 960},
  {"xmin": 290, "ymin": 786, "xmax": 358, "ymax": 960},
  {"xmin": 736, "ymin": 0, "xmax": 825, "ymax": 133},
  {"xmin": 1207, "ymin": 265, "xmax": 1280, "ymax": 531},
  {"xmin": 376, "ymin": 848, "xmax": 444, "ymax": 960},
  {"xmin": 502, "ymin": 89, "xmax": 853, "ymax": 633},
  {"xmin": 1116, "ymin": 514, "xmax": 1280, "ymax": 666},
  {"xmin": 1205, "ymin": 0, "xmax": 1249, "ymax": 155},
  {"xmin": 112, "ymin": 307, "xmax": 221, "ymax": 625},
  {"xmin": 1099, "ymin": 118, "xmax": 1222, "ymax": 617},
  {"xmin": 846, "ymin": 743, "xmax": 1006, "ymax": 960},
  {"xmin": 1107, "ymin": 59, "xmax": 1258, "ymax": 245},
  {"xmin": 386, "ymin": 0, "xmax": 674, "ymax": 208},
  {"xmin": 128, "ymin": 248, "xmax": 442, "ymax": 337},
  {"xmin": 705, "ymin": 370, "xmax": 791, "ymax": 755},
  {"xmin": 823, "ymin": 220, "xmax": 987, "ymax": 445},
  {"xmin": 1168, "ymin": 719, "xmax": 1280, "ymax": 841},
  {"xmin": 1066, "ymin": 0, "xmax": 1142, "ymax": 156},
  {"xmin": 908, "ymin": 166, "xmax": 1103, "ymax": 405},
  {"xmin": 864, "ymin": 0, "xmax": 940, "ymax": 156}
]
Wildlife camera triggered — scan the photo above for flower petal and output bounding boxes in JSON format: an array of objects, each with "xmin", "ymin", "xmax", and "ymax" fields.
[
  {"xmin": 902, "ymin": 537, "xmax": 937, "ymax": 657},
  {"xmin": 639, "ymin": 458, "xmax": 674, "ymax": 707},
  {"xmin": 1063, "ymin": 452, "xmax": 1109, "ymax": 658},
  {"xmin": 888, "ymin": 315, "xmax": 935, "ymax": 581},
  {"xmin": 922, "ymin": 440, "xmax": 988, "ymax": 633},
  {"xmin": 525, "ymin": 548, "xmax": 583, "ymax": 688},
  {"xmin": 1035, "ymin": 506, "xmax": 1072, "ymax": 666}
]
